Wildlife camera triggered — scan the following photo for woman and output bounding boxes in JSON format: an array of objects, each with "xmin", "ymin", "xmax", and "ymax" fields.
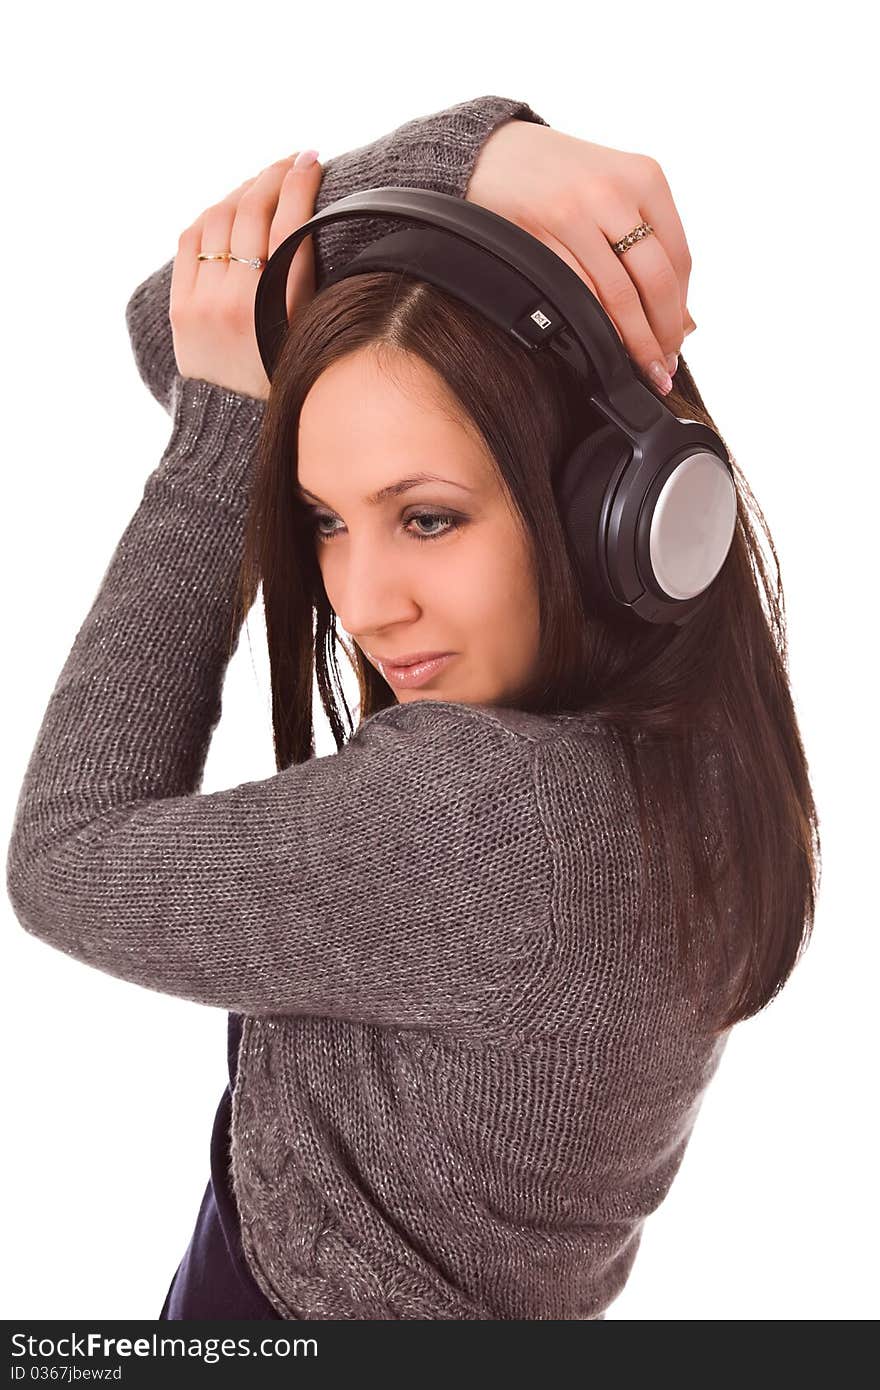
[{"xmin": 6, "ymin": 94, "xmax": 820, "ymax": 1320}]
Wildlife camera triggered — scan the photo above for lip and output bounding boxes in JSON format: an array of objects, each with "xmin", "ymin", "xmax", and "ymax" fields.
[
  {"xmin": 368, "ymin": 649, "xmax": 452, "ymax": 668},
  {"xmin": 369, "ymin": 651, "xmax": 456, "ymax": 689}
]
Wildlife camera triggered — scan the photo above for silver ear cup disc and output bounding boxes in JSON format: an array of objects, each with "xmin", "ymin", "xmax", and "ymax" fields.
[{"xmin": 648, "ymin": 451, "xmax": 738, "ymax": 601}]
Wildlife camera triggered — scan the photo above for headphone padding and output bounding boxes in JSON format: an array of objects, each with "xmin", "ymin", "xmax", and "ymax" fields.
[{"xmin": 552, "ymin": 424, "xmax": 631, "ymax": 610}]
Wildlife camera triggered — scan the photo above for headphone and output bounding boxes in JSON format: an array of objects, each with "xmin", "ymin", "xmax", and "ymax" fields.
[{"xmin": 254, "ymin": 188, "xmax": 737, "ymax": 627}]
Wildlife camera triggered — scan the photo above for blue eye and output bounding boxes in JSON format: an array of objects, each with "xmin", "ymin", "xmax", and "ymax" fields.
[{"xmin": 308, "ymin": 510, "xmax": 463, "ymax": 544}]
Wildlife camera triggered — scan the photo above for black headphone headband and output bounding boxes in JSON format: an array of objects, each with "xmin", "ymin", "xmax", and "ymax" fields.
[
  {"xmin": 258, "ymin": 187, "xmax": 660, "ymax": 433},
  {"xmin": 253, "ymin": 188, "xmax": 737, "ymax": 627}
]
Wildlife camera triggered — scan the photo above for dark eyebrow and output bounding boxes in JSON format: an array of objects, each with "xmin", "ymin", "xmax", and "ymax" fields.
[{"xmin": 295, "ymin": 472, "xmax": 475, "ymax": 508}]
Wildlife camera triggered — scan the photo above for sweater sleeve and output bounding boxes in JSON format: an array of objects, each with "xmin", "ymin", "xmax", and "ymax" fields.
[
  {"xmin": 5, "ymin": 375, "xmax": 553, "ymax": 1032},
  {"xmin": 124, "ymin": 94, "xmax": 550, "ymax": 414}
]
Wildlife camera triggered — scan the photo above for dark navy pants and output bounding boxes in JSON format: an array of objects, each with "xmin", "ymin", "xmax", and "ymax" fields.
[{"xmin": 159, "ymin": 1013, "xmax": 283, "ymax": 1320}]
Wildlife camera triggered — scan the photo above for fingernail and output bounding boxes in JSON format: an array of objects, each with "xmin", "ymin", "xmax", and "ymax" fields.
[
  {"xmin": 666, "ymin": 353, "xmax": 679, "ymax": 376},
  {"xmin": 294, "ymin": 149, "xmax": 319, "ymax": 170},
  {"xmin": 648, "ymin": 360, "xmax": 674, "ymax": 395}
]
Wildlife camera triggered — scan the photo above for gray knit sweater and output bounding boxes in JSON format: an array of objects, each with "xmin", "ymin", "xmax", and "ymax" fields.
[{"xmin": 6, "ymin": 95, "xmax": 731, "ymax": 1320}]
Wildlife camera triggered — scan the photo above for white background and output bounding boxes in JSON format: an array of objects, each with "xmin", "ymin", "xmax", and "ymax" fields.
[{"xmin": 2, "ymin": 0, "xmax": 875, "ymax": 1322}]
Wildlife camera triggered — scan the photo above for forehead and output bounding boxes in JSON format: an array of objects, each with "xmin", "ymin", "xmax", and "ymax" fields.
[{"xmin": 297, "ymin": 348, "xmax": 495, "ymax": 492}]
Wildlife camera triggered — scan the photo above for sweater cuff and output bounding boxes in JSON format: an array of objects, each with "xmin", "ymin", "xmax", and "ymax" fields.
[
  {"xmin": 147, "ymin": 375, "xmax": 267, "ymax": 514},
  {"xmin": 330, "ymin": 95, "xmax": 548, "ymax": 202}
]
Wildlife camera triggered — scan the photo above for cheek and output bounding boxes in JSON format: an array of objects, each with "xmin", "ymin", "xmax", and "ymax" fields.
[
  {"xmin": 312, "ymin": 549, "xmax": 331, "ymax": 595},
  {"xmin": 453, "ymin": 522, "xmax": 539, "ymax": 629}
]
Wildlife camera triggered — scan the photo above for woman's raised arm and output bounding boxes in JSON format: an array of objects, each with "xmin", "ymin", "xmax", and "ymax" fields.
[{"xmin": 124, "ymin": 94, "xmax": 550, "ymax": 414}]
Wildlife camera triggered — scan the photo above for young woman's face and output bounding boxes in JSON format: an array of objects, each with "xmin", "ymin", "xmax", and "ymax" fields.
[{"xmin": 296, "ymin": 346, "xmax": 542, "ymax": 707}]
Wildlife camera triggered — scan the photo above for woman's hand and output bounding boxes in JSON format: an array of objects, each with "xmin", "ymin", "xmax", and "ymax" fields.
[
  {"xmin": 465, "ymin": 121, "xmax": 696, "ymax": 395},
  {"xmin": 170, "ymin": 151, "xmax": 323, "ymax": 401}
]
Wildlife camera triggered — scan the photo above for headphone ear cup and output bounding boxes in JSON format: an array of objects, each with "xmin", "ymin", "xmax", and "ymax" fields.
[{"xmin": 552, "ymin": 424, "xmax": 632, "ymax": 613}]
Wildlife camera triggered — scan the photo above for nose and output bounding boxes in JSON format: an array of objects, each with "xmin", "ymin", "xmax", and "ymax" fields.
[{"xmin": 324, "ymin": 536, "xmax": 421, "ymax": 638}]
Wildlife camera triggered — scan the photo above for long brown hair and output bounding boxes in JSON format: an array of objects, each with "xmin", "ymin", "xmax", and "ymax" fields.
[{"xmin": 231, "ymin": 270, "xmax": 821, "ymax": 1036}]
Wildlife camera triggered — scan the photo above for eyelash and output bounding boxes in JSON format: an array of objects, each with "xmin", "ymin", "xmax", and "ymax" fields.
[{"xmin": 306, "ymin": 509, "xmax": 463, "ymax": 545}]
